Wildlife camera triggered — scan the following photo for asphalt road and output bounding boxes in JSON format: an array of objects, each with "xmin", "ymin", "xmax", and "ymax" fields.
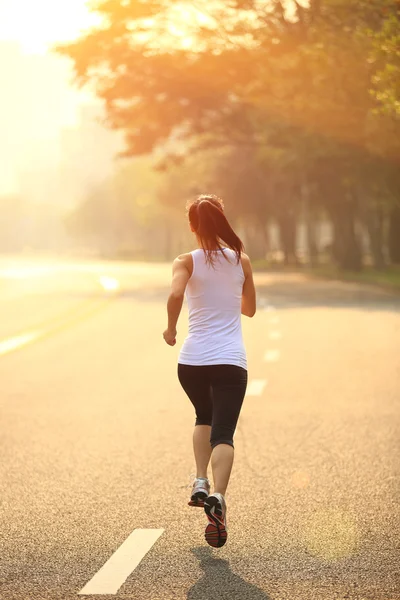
[{"xmin": 1, "ymin": 257, "xmax": 399, "ymax": 600}]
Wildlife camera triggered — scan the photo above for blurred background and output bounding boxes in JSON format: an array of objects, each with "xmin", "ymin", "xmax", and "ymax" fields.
[
  {"xmin": 0, "ymin": 0, "xmax": 399, "ymax": 285},
  {"xmin": 1, "ymin": 3, "xmax": 400, "ymax": 599}
]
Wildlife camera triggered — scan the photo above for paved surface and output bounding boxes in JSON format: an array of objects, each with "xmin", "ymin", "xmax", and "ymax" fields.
[{"xmin": 0, "ymin": 257, "xmax": 399, "ymax": 600}]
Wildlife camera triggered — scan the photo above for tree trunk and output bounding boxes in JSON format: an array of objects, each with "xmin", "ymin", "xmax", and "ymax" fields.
[
  {"xmin": 365, "ymin": 205, "xmax": 385, "ymax": 270},
  {"xmin": 262, "ymin": 221, "xmax": 271, "ymax": 259},
  {"xmin": 307, "ymin": 219, "xmax": 319, "ymax": 267},
  {"xmin": 331, "ymin": 199, "xmax": 363, "ymax": 271},
  {"xmin": 278, "ymin": 213, "xmax": 298, "ymax": 266},
  {"xmin": 388, "ymin": 206, "xmax": 400, "ymax": 264},
  {"xmin": 244, "ymin": 222, "xmax": 266, "ymax": 260},
  {"xmin": 302, "ymin": 183, "xmax": 319, "ymax": 267}
]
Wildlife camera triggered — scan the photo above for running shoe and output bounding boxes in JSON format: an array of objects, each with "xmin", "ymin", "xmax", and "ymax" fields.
[
  {"xmin": 204, "ymin": 493, "xmax": 227, "ymax": 548},
  {"xmin": 188, "ymin": 477, "xmax": 210, "ymax": 507}
]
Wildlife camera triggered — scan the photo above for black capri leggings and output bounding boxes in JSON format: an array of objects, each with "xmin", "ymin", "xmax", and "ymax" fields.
[{"xmin": 178, "ymin": 363, "xmax": 248, "ymax": 449}]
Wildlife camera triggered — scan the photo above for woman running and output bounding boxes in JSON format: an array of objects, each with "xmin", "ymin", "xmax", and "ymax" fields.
[{"xmin": 163, "ymin": 194, "xmax": 256, "ymax": 548}]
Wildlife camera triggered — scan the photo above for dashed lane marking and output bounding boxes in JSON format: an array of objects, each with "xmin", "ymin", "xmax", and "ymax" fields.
[
  {"xmin": 99, "ymin": 276, "xmax": 120, "ymax": 292},
  {"xmin": 0, "ymin": 332, "xmax": 41, "ymax": 356},
  {"xmin": 246, "ymin": 379, "xmax": 267, "ymax": 396},
  {"xmin": 79, "ymin": 529, "xmax": 165, "ymax": 596},
  {"xmin": 269, "ymin": 331, "xmax": 282, "ymax": 340},
  {"xmin": 0, "ymin": 275, "xmax": 121, "ymax": 358},
  {"xmin": 264, "ymin": 349, "xmax": 281, "ymax": 362}
]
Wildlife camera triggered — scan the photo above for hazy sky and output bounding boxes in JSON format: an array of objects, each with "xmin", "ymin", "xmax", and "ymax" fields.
[
  {"xmin": 0, "ymin": 0, "xmax": 99, "ymax": 128},
  {"xmin": 0, "ymin": 0, "xmax": 101, "ymax": 194},
  {"xmin": 0, "ymin": 0, "xmax": 99, "ymax": 53}
]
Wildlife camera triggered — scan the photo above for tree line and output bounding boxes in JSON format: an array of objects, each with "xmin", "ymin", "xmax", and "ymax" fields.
[{"xmin": 59, "ymin": 0, "xmax": 400, "ymax": 269}]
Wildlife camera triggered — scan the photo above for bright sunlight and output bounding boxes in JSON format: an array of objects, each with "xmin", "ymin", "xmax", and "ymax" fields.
[
  {"xmin": 0, "ymin": 0, "xmax": 211, "ymax": 54},
  {"xmin": 0, "ymin": 0, "xmax": 100, "ymax": 53}
]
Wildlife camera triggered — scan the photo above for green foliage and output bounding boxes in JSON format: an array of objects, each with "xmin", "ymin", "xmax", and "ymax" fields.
[
  {"xmin": 66, "ymin": 157, "xmax": 165, "ymax": 256},
  {"xmin": 58, "ymin": 0, "xmax": 400, "ymax": 269},
  {"xmin": 370, "ymin": 13, "xmax": 400, "ymax": 117},
  {"xmin": 308, "ymin": 264, "xmax": 400, "ymax": 289}
]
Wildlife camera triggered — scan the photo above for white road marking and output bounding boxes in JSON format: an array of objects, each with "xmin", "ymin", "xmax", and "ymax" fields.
[
  {"xmin": 264, "ymin": 349, "xmax": 281, "ymax": 362},
  {"xmin": 269, "ymin": 331, "xmax": 282, "ymax": 340},
  {"xmin": 99, "ymin": 276, "xmax": 120, "ymax": 292},
  {"xmin": 0, "ymin": 332, "xmax": 41, "ymax": 356},
  {"xmin": 264, "ymin": 305, "xmax": 276, "ymax": 312},
  {"xmin": 79, "ymin": 529, "xmax": 164, "ymax": 596},
  {"xmin": 246, "ymin": 379, "xmax": 267, "ymax": 396},
  {"xmin": 269, "ymin": 316, "xmax": 280, "ymax": 325},
  {"xmin": 0, "ymin": 266, "xmax": 55, "ymax": 279}
]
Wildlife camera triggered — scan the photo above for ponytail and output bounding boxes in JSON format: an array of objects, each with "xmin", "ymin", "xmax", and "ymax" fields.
[{"xmin": 187, "ymin": 195, "xmax": 244, "ymax": 266}]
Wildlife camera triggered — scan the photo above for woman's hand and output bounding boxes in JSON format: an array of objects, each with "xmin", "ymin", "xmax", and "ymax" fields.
[{"xmin": 163, "ymin": 328, "xmax": 177, "ymax": 346}]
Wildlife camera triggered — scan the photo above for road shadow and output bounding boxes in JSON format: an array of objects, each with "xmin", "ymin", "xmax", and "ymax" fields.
[
  {"xmin": 255, "ymin": 276, "xmax": 400, "ymax": 312},
  {"xmin": 187, "ymin": 547, "xmax": 271, "ymax": 600},
  {"xmin": 21, "ymin": 273, "xmax": 400, "ymax": 312}
]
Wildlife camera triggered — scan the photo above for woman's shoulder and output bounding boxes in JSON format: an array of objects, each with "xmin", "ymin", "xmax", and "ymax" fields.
[
  {"xmin": 240, "ymin": 252, "xmax": 252, "ymax": 274},
  {"xmin": 174, "ymin": 252, "xmax": 194, "ymax": 276},
  {"xmin": 174, "ymin": 251, "xmax": 194, "ymax": 263}
]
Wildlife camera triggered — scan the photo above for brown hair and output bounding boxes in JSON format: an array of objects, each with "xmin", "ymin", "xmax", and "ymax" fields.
[{"xmin": 187, "ymin": 194, "xmax": 244, "ymax": 266}]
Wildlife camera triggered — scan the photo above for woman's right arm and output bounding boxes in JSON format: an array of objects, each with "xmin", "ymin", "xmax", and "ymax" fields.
[{"xmin": 241, "ymin": 253, "xmax": 256, "ymax": 318}]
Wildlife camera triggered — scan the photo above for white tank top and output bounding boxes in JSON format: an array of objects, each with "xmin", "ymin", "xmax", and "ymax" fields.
[{"xmin": 178, "ymin": 248, "xmax": 247, "ymax": 369}]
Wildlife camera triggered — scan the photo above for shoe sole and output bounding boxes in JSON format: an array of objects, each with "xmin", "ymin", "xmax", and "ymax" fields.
[
  {"xmin": 188, "ymin": 490, "xmax": 208, "ymax": 507},
  {"xmin": 204, "ymin": 496, "xmax": 227, "ymax": 548}
]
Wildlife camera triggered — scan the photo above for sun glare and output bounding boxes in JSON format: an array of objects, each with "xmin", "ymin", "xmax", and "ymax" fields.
[
  {"xmin": 0, "ymin": 0, "xmax": 214, "ymax": 54},
  {"xmin": 167, "ymin": 3, "xmax": 213, "ymax": 50},
  {"xmin": 0, "ymin": 0, "xmax": 100, "ymax": 54}
]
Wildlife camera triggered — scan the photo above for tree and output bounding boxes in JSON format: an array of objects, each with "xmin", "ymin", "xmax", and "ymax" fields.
[
  {"xmin": 369, "ymin": 9, "xmax": 400, "ymax": 264},
  {"xmin": 58, "ymin": 0, "xmax": 400, "ymax": 269},
  {"xmin": 65, "ymin": 156, "xmax": 181, "ymax": 259},
  {"xmin": 370, "ymin": 12, "xmax": 400, "ymax": 118}
]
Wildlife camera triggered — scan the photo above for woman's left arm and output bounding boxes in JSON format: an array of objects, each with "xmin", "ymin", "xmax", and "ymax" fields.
[{"xmin": 163, "ymin": 255, "xmax": 191, "ymax": 346}]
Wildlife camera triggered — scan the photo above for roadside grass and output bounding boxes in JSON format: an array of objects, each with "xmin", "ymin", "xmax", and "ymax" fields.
[
  {"xmin": 308, "ymin": 265, "xmax": 400, "ymax": 290},
  {"xmin": 252, "ymin": 259, "xmax": 400, "ymax": 291}
]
